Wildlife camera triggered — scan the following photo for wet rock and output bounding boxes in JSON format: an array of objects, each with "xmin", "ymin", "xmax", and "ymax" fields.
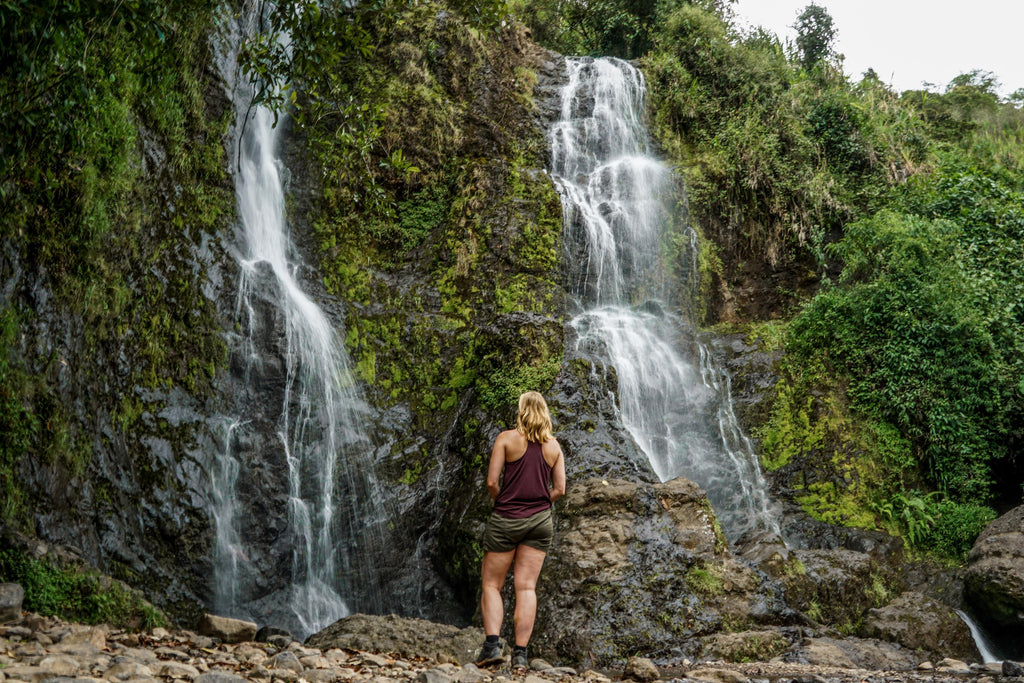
[
  {"xmin": 197, "ymin": 614, "xmax": 257, "ymax": 644},
  {"xmin": 734, "ymin": 532, "xmax": 790, "ymax": 578},
  {"xmin": 306, "ymin": 614, "xmax": 483, "ymax": 665},
  {"xmin": 965, "ymin": 505, "xmax": 1024, "ymax": 634},
  {"xmin": 0, "ymin": 583, "xmax": 24, "ymax": 623},
  {"xmin": 623, "ymin": 657, "xmax": 659, "ymax": 682},
  {"xmin": 860, "ymin": 591, "xmax": 977, "ymax": 662}
]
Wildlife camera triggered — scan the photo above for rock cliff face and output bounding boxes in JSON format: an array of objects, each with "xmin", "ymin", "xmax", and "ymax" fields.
[{"xmin": 0, "ymin": 13, "xmax": 236, "ymax": 623}]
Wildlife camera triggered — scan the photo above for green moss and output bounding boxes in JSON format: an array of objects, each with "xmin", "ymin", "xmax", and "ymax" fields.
[
  {"xmin": 0, "ymin": 307, "xmax": 89, "ymax": 527},
  {"xmin": 0, "ymin": 549, "xmax": 167, "ymax": 630},
  {"xmin": 686, "ymin": 565, "xmax": 724, "ymax": 596},
  {"xmin": 400, "ymin": 458, "xmax": 426, "ymax": 485}
]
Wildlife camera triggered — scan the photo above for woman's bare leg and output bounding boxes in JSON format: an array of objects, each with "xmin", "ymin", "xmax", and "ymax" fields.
[
  {"xmin": 481, "ymin": 549, "xmax": 516, "ymax": 635},
  {"xmin": 512, "ymin": 545, "xmax": 547, "ymax": 646}
]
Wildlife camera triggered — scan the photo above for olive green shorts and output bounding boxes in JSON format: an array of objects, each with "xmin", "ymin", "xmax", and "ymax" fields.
[{"xmin": 482, "ymin": 509, "xmax": 553, "ymax": 553}]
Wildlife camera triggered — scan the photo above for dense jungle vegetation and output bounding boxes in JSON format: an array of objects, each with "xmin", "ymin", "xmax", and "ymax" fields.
[{"xmin": 2, "ymin": 0, "xmax": 1022, "ymax": 579}]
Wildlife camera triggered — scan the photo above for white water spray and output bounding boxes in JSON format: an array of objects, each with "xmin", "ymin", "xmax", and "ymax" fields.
[
  {"xmin": 955, "ymin": 609, "xmax": 1002, "ymax": 663},
  {"xmin": 209, "ymin": 7, "xmax": 383, "ymax": 638},
  {"xmin": 552, "ymin": 57, "xmax": 778, "ymax": 539}
]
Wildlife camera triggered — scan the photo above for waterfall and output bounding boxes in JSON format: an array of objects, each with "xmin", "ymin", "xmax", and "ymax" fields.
[
  {"xmin": 955, "ymin": 609, "xmax": 1003, "ymax": 663},
  {"xmin": 551, "ymin": 57, "xmax": 779, "ymax": 540},
  {"xmin": 208, "ymin": 6, "xmax": 384, "ymax": 638}
]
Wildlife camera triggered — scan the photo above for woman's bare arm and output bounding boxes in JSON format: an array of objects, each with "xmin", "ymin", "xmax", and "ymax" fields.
[
  {"xmin": 549, "ymin": 442, "xmax": 567, "ymax": 502},
  {"xmin": 486, "ymin": 432, "xmax": 508, "ymax": 500}
]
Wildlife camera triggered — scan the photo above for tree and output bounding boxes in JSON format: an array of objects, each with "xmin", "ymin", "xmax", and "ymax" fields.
[{"xmin": 793, "ymin": 3, "xmax": 837, "ymax": 71}]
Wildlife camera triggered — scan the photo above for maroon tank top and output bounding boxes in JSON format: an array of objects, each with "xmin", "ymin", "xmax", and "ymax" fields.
[{"xmin": 493, "ymin": 441, "xmax": 553, "ymax": 519}]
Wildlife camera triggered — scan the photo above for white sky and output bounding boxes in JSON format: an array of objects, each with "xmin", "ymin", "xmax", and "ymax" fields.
[{"xmin": 731, "ymin": 0, "xmax": 1024, "ymax": 97}]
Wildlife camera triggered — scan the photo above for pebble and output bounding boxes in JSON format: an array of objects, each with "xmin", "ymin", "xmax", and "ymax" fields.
[{"xmin": 0, "ymin": 613, "xmax": 1009, "ymax": 683}]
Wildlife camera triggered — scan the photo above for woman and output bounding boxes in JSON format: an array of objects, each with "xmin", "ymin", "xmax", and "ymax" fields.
[{"xmin": 476, "ymin": 391, "xmax": 567, "ymax": 668}]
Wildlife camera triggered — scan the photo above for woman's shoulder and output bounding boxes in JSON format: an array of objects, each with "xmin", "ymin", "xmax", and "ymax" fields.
[
  {"xmin": 496, "ymin": 428, "xmax": 526, "ymax": 446},
  {"xmin": 541, "ymin": 437, "xmax": 563, "ymax": 456}
]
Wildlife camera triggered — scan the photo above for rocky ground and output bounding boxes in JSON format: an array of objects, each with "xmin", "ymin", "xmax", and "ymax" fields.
[{"xmin": 1, "ymin": 614, "xmax": 1023, "ymax": 683}]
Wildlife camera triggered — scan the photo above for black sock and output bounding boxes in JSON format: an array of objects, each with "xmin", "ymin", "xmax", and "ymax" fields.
[
  {"xmin": 486, "ymin": 635, "xmax": 499, "ymax": 644},
  {"xmin": 513, "ymin": 645, "xmax": 527, "ymax": 655}
]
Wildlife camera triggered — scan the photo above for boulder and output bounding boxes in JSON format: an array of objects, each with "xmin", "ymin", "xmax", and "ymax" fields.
[
  {"xmin": 700, "ymin": 630, "xmax": 790, "ymax": 662},
  {"xmin": 622, "ymin": 656, "xmax": 659, "ymax": 682},
  {"xmin": 198, "ymin": 614, "xmax": 257, "ymax": 643},
  {"xmin": 0, "ymin": 582, "xmax": 24, "ymax": 623},
  {"xmin": 533, "ymin": 477, "xmax": 787, "ymax": 667},
  {"xmin": 685, "ymin": 668, "xmax": 749, "ymax": 683},
  {"xmin": 781, "ymin": 548, "xmax": 892, "ymax": 629},
  {"xmin": 965, "ymin": 505, "xmax": 1024, "ymax": 631},
  {"xmin": 787, "ymin": 636, "xmax": 920, "ymax": 671},
  {"xmin": 305, "ymin": 614, "xmax": 483, "ymax": 665},
  {"xmin": 860, "ymin": 591, "xmax": 978, "ymax": 662}
]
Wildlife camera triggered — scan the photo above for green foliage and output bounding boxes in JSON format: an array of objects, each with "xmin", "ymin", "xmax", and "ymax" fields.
[
  {"xmin": 916, "ymin": 500, "xmax": 995, "ymax": 562},
  {"xmin": 869, "ymin": 490, "xmax": 939, "ymax": 547},
  {"xmin": 794, "ymin": 3, "xmax": 837, "ymax": 72},
  {"xmin": 511, "ymin": 0, "xmax": 652, "ymax": 58},
  {"xmin": 477, "ymin": 355, "xmax": 562, "ymax": 413},
  {"xmin": 0, "ymin": 549, "xmax": 167, "ymax": 629},
  {"xmin": 789, "ymin": 210, "xmax": 1010, "ymax": 500}
]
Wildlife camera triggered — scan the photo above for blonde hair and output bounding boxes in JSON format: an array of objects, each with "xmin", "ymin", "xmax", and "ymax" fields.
[{"xmin": 516, "ymin": 391, "xmax": 553, "ymax": 443}]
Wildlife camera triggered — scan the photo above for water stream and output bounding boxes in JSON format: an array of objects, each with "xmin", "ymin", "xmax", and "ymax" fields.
[
  {"xmin": 208, "ymin": 6, "xmax": 383, "ymax": 638},
  {"xmin": 955, "ymin": 609, "xmax": 1003, "ymax": 663},
  {"xmin": 550, "ymin": 57, "xmax": 779, "ymax": 540}
]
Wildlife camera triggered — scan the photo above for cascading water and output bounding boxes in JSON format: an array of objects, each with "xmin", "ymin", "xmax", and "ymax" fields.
[
  {"xmin": 954, "ymin": 609, "xmax": 1003, "ymax": 663},
  {"xmin": 209, "ymin": 7, "xmax": 384, "ymax": 638},
  {"xmin": 551, "ymin": 57, "xmax": 778, "ymax": 540}
]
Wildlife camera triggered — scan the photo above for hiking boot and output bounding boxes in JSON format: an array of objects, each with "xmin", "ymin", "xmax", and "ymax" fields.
[
  {"xmin": 511, "ymin": 650, "xmax": 529, "ymax": 669},
  {"xmin": 475, "ymin": 640, "xmax": 504, "ymax": 666}
]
